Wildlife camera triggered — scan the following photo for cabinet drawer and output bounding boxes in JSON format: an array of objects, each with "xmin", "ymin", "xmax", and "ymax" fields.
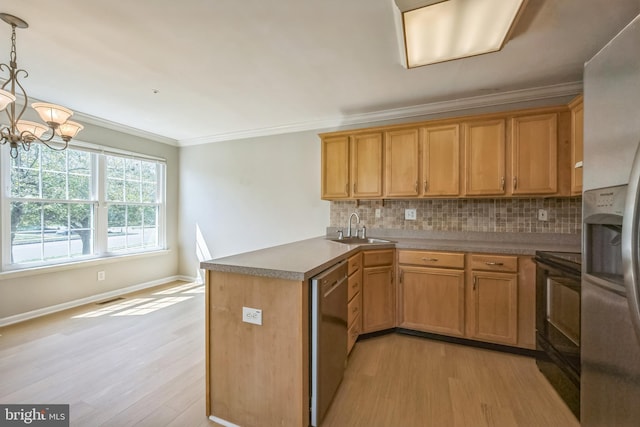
[
  {"xmin": 348, "ymin": 294, "xmax": 361, "ymax": 325},
  {"xmin": 348, "ymin": 272, "xmax": 361, "ymax": 301},
  {"xmin": 363, "ymin": 249, "xmax": 394, "ymax": 267},
  {"xmin": 348, "ymin": 314, "xmax": 361, "ymax": 354},
  {"xmin": 348, "ymin": 253, "xmax": 362, "ymax": 275},
  {"xmin": 470, "ymin": 254, "xmax": 518, "ymax": 273},
  {"xmin": 398, "ymin": 250, "xmax": 464, "ymax": 269}
]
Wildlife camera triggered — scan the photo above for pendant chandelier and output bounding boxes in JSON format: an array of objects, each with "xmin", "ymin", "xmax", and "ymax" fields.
[{"xmin": 0, "ymin": 13, "xmax": 83, "ymax": 159}]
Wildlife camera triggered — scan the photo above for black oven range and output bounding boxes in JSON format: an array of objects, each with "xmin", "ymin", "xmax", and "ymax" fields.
[{"xmin": 533, "ymin": 250, "xmax": 581, "ymax": 419}]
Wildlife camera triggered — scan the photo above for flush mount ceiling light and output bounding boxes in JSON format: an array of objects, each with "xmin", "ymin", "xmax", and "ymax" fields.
[
  {"xmin": 394, "ymin": 0, "xmax": 528, "ymax": 68},
  {"xmin": 0, "ymin": 13, "xmax": 83, "ymax": 158}
]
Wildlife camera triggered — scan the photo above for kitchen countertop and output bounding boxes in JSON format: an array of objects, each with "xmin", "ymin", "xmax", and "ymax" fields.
[{"xmin": 200, "ymin": 231, "xmax": 581, "ymax": 281}]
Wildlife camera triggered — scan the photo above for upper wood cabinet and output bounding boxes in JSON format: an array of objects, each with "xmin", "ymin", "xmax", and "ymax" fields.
[
  {"xmin": 422, "ymin": 124, "xmax": 460, "ymax": 196},
  {"xmin": 384, "ymin": 125, "xmax": 460, "ymax": 198},
  {"xmin": 385, "ymin": 129, "xmax": 420, "ymax": 197},
  {"xmin": 320, "ymin": 132, "xmax": 383, "ymax": 200},
  {"xmin": 569, "ymin": 95, "xmax": 584, "ymax": 195},
  {"xmin": 351, "ymin": 133, "xmax": 384, "ymax": 198},
  {"xmin": 463, "ymin": 119, "xmax": 506, "ymax": 196},
  {"xmin": 319, "ymin": 101, "xmax": 576, "ymax": 200},
  {"xmin": 321, "ymin": 135, "xmax": 350, "ymax": 199},
  {"xmin": 511, "ymin": 113, "xmax": 558, "ymax": 195}
]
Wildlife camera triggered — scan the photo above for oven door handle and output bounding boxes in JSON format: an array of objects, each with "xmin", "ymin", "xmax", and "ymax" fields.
[{"xmin": 547, "ymin": 275, "xmax": 582, "ymax": 291}]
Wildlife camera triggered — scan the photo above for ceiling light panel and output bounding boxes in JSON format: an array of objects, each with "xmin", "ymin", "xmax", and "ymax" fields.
[{"xmin": 401, "ymin": 0, "xmax": 527, "ymax": 68}]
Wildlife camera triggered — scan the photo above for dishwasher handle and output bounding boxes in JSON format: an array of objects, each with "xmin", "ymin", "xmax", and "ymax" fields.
[{"xmin": 323, "ymin": 275, "xmax": 347, "ymax": 297}]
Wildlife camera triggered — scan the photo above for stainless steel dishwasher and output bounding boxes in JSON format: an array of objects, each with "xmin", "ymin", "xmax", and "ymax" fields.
[{"xmin": 310, "ymin": 259, "xmax": 348, "ymax": 427}]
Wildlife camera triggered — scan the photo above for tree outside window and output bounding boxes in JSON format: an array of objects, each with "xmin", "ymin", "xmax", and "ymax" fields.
[{"xmin": 5, "ymin": 145, "xmax": 164, "ymax": 267}]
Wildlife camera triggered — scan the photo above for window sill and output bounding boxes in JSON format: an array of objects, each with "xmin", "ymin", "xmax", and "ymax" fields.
[{"xmin": 0, "ymin": 249, "xmax": 172, "ymax": 280}]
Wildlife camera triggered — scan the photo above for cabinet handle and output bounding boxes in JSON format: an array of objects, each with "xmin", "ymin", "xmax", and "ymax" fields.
[
  {"xmin": 513, "ymin": 177, "xmax": 517, "ymax": 190},
  {"xmin": 352, "ymin": 306, "xmax": 359, "ymax": 314},
  {"xmin": 501, "ymin": 177, "xmax": 505, "ymax": 191},
  {"xmin": 424, "ymin": 180, "xmax": 428, "ymax": 192},
  {"xmin": 473, "ymin": 276, "xmax": 477, "ymax": 290},
  {"xmin": 354, "ymin": 183, "xmax": 357, "ymax": 193},
  {"xmin": 415, "ymin": 181, "xmax": 419, "ymax": 193},
  {"xmin": 345, "ymin": 183, "xmax": 349, "ymax": 193},
  {"xmin": 485, "ymin": 262, "xmax": 504, "ymax": 266},
  {"xmin": 422, "ymin": 257, "xmax": 439, "ymax": 262}
]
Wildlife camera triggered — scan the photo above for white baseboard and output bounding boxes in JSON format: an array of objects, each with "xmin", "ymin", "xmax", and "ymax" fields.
[
  {"xmin": 209, "ymin": 415, "xmax": 241, "ymax": 427},
  {"xmin": 0, "ymin": 275, "xmax": 199, "ymax": 327}
]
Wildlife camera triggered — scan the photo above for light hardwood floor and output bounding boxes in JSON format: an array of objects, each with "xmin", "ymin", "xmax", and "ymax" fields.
[
  {"xmin": 0, "ymin": 281, "xmax": 578, "ymax": 427},
  {"xmin": 324, "ymin": 334, "xmax": 579, "ymax": 427},
  {"xmin": 0, "ymin": 281, "xmax": 216, "ymax": 427}
]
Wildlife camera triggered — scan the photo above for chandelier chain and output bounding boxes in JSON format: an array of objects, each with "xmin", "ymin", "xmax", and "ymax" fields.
[{"xmin": 9, "ymin": 23, "xmax": 16, "ymax": 66}]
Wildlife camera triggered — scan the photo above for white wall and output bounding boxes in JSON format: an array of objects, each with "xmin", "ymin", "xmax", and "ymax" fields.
[
  {"xmin": 0, "ymin": 124, "xmax": 181, "ymax": 323},
  {"xmin": 178, "ymin": 130, "xmax": 330, "ymax": 279}
]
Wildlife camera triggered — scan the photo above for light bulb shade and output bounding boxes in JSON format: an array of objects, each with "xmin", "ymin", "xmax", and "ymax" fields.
[
  {"xmin": 55, "ymin": 120, "xmax": 84, "ymax": 140},
  {"xmin": 17, "ymin": 120, "xmax": 48, "ymax": 139},
  {"xmin": 0, "ymin": 88, "xmax": 16, "ymax": 111},
  {"xmin": 31, "ymin": 102, "xmax": 73, "ymax": 126}
]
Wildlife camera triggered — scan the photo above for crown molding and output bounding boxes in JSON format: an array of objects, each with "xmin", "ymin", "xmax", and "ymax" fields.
[
  {"xmin": 0, "ymin": 79, "xmax": 179, "ymax": 146},
  {"xmin": 3, "ymin": 80, "xmax": 582, "ymax": 148},
  {"xmin": 73, "ymin": 111, "xmax": 179, "ymax": 146},
  {"xmin": 178, "ymin": 81, "xmax": 583, "ymax": 147}
]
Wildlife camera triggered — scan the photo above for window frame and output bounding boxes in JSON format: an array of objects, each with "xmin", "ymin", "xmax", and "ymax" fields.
[{"xmin": 1, "ymin": 141, "xmax": 167, "ymax": 272}]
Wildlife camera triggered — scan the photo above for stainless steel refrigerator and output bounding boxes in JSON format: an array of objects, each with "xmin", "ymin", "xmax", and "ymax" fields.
[
  {"xmin": 582, "ymin": 12, "xmax": 640, "ymax": 427},
  {"xmin": 582, "ymin": 184, "xmax": 640, "ymax": 426}
]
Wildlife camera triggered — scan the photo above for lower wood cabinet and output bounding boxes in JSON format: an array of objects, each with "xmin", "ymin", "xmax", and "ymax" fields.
[
  {"xmin": 362, "ymin": 249, "xmax": 395, "ymax": 333},
  {"xmin": 467, "ymin": 270, "xmax": 518, "ymax": 345},
  {"xmin": 467, "ymin": 253, "xmax": 519, "ymax": 346},
  {"xmin": 347, "ymin": 252, "xmax": 362, "ymax": 354},
  {"xmin": 398, "ymin": 250, "xmax": 466, "ymax": 336},
  {"xmin": 397, "ymin": 250, "xmax": 535, "ymax": 349}
]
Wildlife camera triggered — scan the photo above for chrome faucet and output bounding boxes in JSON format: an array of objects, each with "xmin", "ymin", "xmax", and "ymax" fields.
[{"xmin": 346, "ymin": 212, "xmax": 360, "ymax": 238}]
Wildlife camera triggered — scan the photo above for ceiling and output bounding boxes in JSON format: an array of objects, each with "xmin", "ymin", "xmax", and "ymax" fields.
[{"xmin": 2, "ymin": 0, "xmax": 640, "ymax": 146}]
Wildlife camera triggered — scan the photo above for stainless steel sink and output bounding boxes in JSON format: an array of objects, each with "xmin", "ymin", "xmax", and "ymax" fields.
[{"xmin": 327, "ymin": 237, "xmax": 393, "ymax": 245}]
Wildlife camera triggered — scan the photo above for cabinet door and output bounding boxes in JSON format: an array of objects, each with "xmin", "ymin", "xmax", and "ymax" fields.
[
  {"xmin": 385, "ymin": 129, "xmax": 419, "ymax": 197},
  {"xmin": 468, "ymin": 272, "xmax": 518, "ymax": 345},
  {"xmin": 351, "ymin": 133, "xmax": 383, "ymax": 198},
  {"xmin": 421, "ymin": 124, "xmax": 460, "ymax": 196},
  {"xmin": 511, "ymin": 114, "xmax": 558, "ymax": 195},
  {"xmin": 362, "ymin": 265, "xmax": 394, "ymax": 333},
  {"xmin": 463, "ymin": 119, "xmax": 506, "ymax": 196},
  {"xmin": 399, "ymin": 266, "xmax": 465, "ymax": 336},
  {"xmin": 321, "ymin": 136, "xmax": 350, "ymax": 199},
  {"xmin": 570, "ymin": 97, "xmax": 583, "ymax": 195}
]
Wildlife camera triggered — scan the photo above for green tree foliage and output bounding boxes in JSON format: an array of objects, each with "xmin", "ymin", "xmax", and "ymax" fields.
[{"xmin": 10, "ymin": 146, "xmax": 93, "ymax": 261}]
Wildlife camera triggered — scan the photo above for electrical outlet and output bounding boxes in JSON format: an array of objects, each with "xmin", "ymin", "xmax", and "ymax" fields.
[
  {"xmin": 375, "ymin": 208, "xmax": 381, "ymax": 218},
  {"xmin": 242, "ymin": 307, "xmax": 262, "ymax": 325},
  {"xmin": 405, "ymin": 208, "xmax": 417, "ymax": 220},
  {"xmin": 97, "ymin": 271, "xmax": 106, "ymax": 281},
  {"xmin": 538, "ymin": 209, "xmax": 548, "ymax": 221}
]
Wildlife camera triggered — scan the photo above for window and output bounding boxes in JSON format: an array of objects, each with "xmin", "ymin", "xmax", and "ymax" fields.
[
  {"xmin": 2, "ymin": 144, "xmax": 165, "ymax": 269},
  {"xmin": 105, "ymin": 155, "xmax": 160, "ymax": 252}
]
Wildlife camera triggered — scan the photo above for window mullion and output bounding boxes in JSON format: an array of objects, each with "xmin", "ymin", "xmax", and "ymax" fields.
[{"xmin": 95, "ymin": 153, "xmax": 107, "ymax": 256}]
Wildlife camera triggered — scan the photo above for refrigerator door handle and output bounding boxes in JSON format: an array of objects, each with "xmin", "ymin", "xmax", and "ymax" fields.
[{"xmin": 622, "ymin": 141, "xmax": 640, "ymax": 343}]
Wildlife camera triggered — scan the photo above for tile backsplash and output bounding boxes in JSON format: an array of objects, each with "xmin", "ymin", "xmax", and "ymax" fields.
[{"xmin": 330, "ymin": 198, "xmax": 582, "ymax": 234}]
